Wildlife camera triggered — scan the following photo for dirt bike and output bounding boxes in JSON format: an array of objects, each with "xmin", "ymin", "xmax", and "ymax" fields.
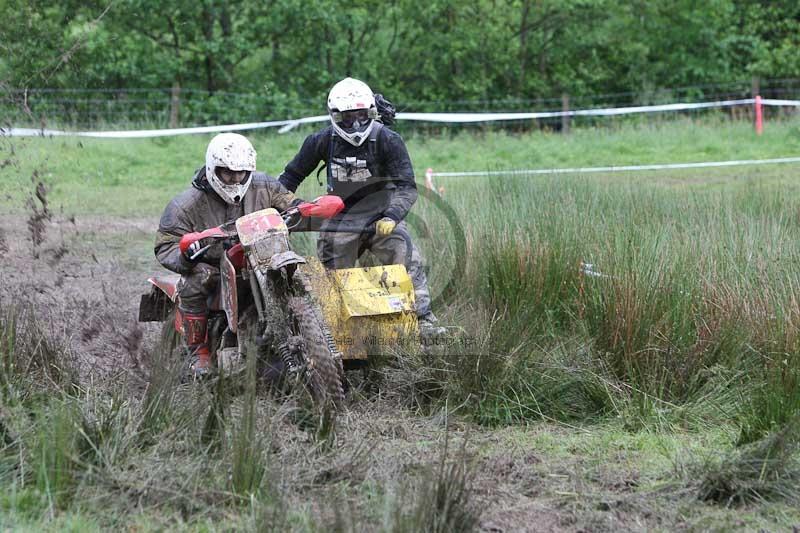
[{"xmin": 138, "ymin": 195, "xmax": 349, "ymax": 410}]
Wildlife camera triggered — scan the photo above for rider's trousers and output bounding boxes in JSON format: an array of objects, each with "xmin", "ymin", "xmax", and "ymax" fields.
[{"xmin": 176, "ymin": 263, "xmax": 219, "ymax": 315}]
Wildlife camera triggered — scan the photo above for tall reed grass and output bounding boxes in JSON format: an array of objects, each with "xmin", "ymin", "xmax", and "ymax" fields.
[{"xmin": 410, "ymin": 171, "xmax": 800, "ymax": 439}]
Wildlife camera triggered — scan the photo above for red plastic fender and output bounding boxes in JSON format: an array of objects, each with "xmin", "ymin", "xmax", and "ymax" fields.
[
  {"xmin": 219, "ymin": 253, "xmax": 238, "ymax": 334},
  {"xmin": 147, "ymin": 274, "xmax": 181, "ymax": 302},
  {"xmin": 226, "ymin": 242, "xmax": 246, "ymax": 269}
]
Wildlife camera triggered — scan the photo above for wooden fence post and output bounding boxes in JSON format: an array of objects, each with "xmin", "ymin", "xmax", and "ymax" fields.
[{"xmin": 750, "ymin": 76, "xmax": 760, "ymax": 129}]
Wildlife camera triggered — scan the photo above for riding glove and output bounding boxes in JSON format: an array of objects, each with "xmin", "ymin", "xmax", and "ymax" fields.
[{"xmin": 376, "ymin": 217, "xmax": 397, "ymax": 237}]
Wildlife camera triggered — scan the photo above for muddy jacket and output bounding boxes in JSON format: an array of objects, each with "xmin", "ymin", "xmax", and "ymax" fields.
[
  {"xmin": 155, "ymin": 168, "xmax": 299, "ymax": 274},
  {"xmin": 278, "ymin": 123, "xmax": 417, "ymax": 224}
]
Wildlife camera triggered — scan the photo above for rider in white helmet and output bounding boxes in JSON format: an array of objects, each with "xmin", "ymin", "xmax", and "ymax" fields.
[
  {"xmin": 204, "ymin": 132, "xmax": 257, "ymax": 204},
  {"xmin": 155, "ymin": 133, "xmax": 304, "ymax": 377},
  {"xmin": 279, "ymin": 77, "xmax": 445, "ymax": 336},
  {"xmin": 327, "ymin": 77, "xmax": 380, "ymax": 147}
]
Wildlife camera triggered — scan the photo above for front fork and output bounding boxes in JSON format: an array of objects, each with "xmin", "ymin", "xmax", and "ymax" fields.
[{"xmin": 247, "ymin": 264, "xmax": 303, "ymax": 373}]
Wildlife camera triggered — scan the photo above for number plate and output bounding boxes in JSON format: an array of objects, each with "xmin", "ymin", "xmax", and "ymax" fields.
[{"xmin": 236, "ymin": 209, "xmax": 287, "ymax": 247}]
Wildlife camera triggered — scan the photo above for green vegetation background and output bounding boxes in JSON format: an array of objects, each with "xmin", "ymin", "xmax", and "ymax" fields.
[
  {"xmin": 2, "ymin": 1, "xmax": 800, "ymax": 125},
  {"xmin": 5, "ymin": 117, "xmax": 800, "ymax": 215}
]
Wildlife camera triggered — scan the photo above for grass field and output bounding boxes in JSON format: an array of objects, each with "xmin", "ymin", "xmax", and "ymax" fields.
[
  {"xmin": 3, "ymin": 116, "xmax": 800, "ymax": 215},
  {"xmin": 1, "ymin": 116, "xmax": 800, "ymax": 531}
]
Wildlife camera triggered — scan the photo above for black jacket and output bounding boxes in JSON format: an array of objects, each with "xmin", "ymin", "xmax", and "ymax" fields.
[{"xmin": 278, "ymin": 123, "xmax": 417, "ymax": 223}]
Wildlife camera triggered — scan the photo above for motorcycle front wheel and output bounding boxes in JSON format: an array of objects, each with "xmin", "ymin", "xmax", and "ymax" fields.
[{"xmin": 287, "ymin": 295, "xmax": 345, "ymax": 410}]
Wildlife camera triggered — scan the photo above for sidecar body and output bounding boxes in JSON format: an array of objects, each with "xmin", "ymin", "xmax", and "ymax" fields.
[{"xmin": 300, "ymin": 258, "xmax": 419, "ymax": 367}]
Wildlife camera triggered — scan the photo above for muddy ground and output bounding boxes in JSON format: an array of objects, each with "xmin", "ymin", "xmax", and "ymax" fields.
[{"xmin": 0, "ymin": 213, "xmax": 756, "ymax": 532}]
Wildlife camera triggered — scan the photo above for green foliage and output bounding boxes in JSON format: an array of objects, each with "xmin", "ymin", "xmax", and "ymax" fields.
[{"xmin": 3, "ymin": 1, "xmax": 800, "ymax": 127}]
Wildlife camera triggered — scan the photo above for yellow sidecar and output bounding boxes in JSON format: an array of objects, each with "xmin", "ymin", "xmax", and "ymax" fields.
[{"xmin": 300, "ymin": 259, "xmax": 419, "ymax": 367}]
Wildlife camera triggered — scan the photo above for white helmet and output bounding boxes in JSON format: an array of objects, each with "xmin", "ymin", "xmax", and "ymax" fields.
[
  {"xmin": 327, "ymin": 77, "xmax": 379, "ymax": 147},
  {"xmin": 205, "ymin": 133, "xmax": 257, "ymax": 204}
]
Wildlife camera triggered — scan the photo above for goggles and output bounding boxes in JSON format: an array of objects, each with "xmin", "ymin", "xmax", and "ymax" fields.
[{"xmin": 331, "ymin": 108, "xmax": 377, "ymax": 130}]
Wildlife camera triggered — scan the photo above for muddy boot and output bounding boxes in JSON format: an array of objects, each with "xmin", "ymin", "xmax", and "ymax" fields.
[
  {"xmin": 418, "ymin": 312, "xmax": 447, "ymax": 338},
  {"xmin": 183, "ymin": 313, "xmax": 212, "ymax": 379}
]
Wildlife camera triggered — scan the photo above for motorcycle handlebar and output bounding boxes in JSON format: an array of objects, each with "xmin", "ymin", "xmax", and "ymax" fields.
[
  {"xmin": 307, "ymin": 225, "xmax": 376, "ymax": 235},
  {"xmin": 285, "ymin": 214, "xmax": 376, "ymax": 235}
]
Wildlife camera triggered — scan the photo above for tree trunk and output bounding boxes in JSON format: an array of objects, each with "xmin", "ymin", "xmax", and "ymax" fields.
[
  {"xmin": 323, "ymin": 28, "xmax": 333, "ymax": 73},
  {"xmin": 345, "ymin": 27, "xmax": 354, "ymax": 76},
  {"xmin": 518, "ymin": 0, "xmax": 531, "ymax": 96},
  {"xmin": 206, "ymin": 56, "xmax": 214, "ymax": 94},
  {"xmin": 219, "ymin": 4, "xmax": 234, "ymax": 87},
  {"xmin": 272, "ymin": 35, "xmax": 280, "ymax": 64},
  {"xmin": 203, "ymin": 5, "xmax": 215, "ymax": 93},
  {"xmin": 169, "ymin": 81, "xmax": 181, "ymax": 128}
]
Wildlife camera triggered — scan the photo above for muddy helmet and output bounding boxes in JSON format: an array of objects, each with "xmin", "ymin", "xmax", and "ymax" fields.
[
  {"xmin": 327, "ymin": 77, "xmax": 379, "ymax": 147},
  {"xmin": 205, "ymin": 133, "xmax": 257, "ymax": 204}
]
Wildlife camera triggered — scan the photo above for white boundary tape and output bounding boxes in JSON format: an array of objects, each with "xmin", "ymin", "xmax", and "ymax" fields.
[
  {"xmin": 429, "ymin": 156, "xmax": 800, "ymax": 177},
  {"xmin": 400, "ymin": 98, "xmax": 791, "ymax": 122},
  {"xmin": 2, "ymin": 98, "xmax": 799, "ymax": 139},
  {"xmin": 2, "ymin": 116, "xmax": 330, "ymax": 139}
]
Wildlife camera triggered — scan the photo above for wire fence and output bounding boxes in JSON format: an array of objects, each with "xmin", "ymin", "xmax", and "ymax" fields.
[
  {"xmin": 1, "ymin": 88, "xmax": 322, "ymax": 129},
  {"xmin": 3, "ymin": 78, "xmax": 800, "ymax": 133}
]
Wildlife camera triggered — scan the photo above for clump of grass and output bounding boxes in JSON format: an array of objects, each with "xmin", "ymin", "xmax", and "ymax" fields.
[
  {"xmin": 0, "ymin": 304, "xmax": 139, "ymax": 513},
  {"xmin": 375, "ymin": 309, "xmax": 514, "ymax": 415},
  {"xmin": 0, "ymin": 306, "xmax": 18, "ymax": 401},
  {"xmin": 0, "ymin": 304, "xmax": 78, "ymax": 513},
  {"xmin": 248, "ymin": 495, "xmax": 291, "ymax": 532},
  {"xmin": 470, "ymin": 229, "xmax": 580, "ymax": 342},
  {"xmin": 77, "ymin": 389, "xmax": 135, "ymax": 470},
  {"xmin": 693, "ymin": 270, "xmax": 800, "ymax": 445},
  {"xmin": 474, "ymin": 342, "xmax": 615, "ymax": 426},
  {"xmin": 737, "ymin": 362, "xmax": 800, "ymax": 446},
  {"xmin": 137, "ymin": 330, "xmax": 186, "ymax": 445},
  {"xmin": 376, "ymin": 345, "xmax": 462, "ymax": 413},
  {"xmin": 30, "ymin": 403, "xmax": 81, "ymax": 509},
  {"xmin": 231, "ymin": 354, "xmax": 267, "ymax": 497},
  {"xmin": 383, "ymin": 436, "xmax": 479, "ymax": 533},
  {"xmin": 697, "ymin": 420, "xmax": 800, "ymax": 506},
  {"xmin": 376, "ymin": 307, "xmax": 615, "ymax": 426},
  {"xmin": 201, "ymin": 364, "xmax": 230, "ymax": 450},
  {"xmin": 581, "ymin": 238, "xmax": 707, "ymax": 402},
  {"xmin": 0, "ymin": 303, "xmax": 77, "ymax": 402}
]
